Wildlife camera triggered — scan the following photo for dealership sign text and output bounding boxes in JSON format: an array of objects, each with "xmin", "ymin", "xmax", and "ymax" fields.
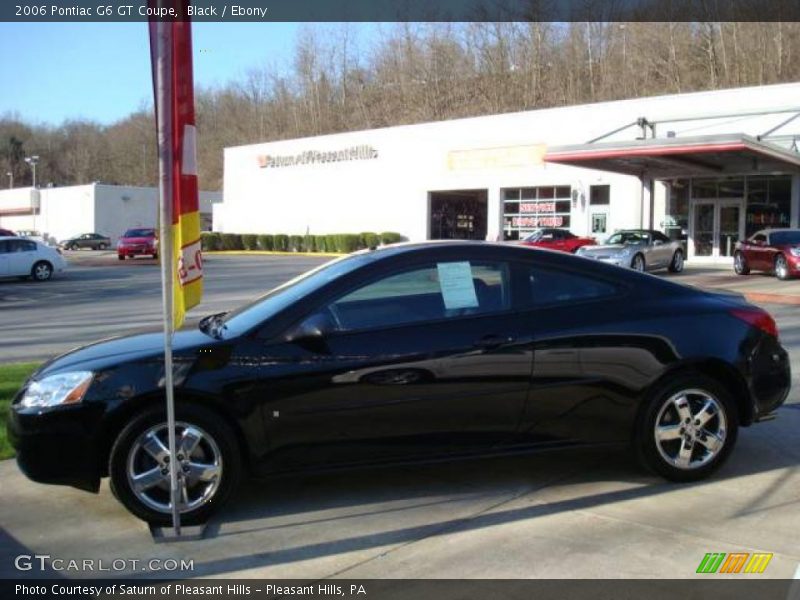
[{"xmin": 258, "ymin": 145, "xmax": 378, "ymax": 169}]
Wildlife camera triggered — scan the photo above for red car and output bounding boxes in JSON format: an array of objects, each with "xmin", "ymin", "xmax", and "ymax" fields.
[
  {"xmin": 117, "ymin": 228, "xmax": 158, "ymax": 260},
  {"xmin": 519, "ymin": 228, "xmax": 596, "ymax": 253},
  {"xmin": 734, "ymin": 228, "xmax": 800, "ymax": 280}
]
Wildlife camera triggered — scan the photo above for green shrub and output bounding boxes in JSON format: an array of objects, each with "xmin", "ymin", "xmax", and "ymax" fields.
[
  {"xmin": 200, "ymin": 232, "xmax": 222, "ymax": 251},
  {"xmin": 289, "ymin": 235, "xmax": 303, "ymax": 252},
  {"xmin": 325, "ymin": 234, "xmax": 337, "ymax": 253},
  {"xmin": 221, "ymin": 233, "xmax": 244, "ymax": 251},
  {"xmin": 314, "ymin": 235, "xmax": 327, "ymax": 252},
  {"xmin": 242, "ymin": 234, "xmax": 259, "ymax": 250},
  {"xmin": 360, "ymin": 232, "xmax": 380, "ymax": 249},
  {"xmin": 380, "ymin": 231, "xmax": 403, "ymax": 245},
  {"xmin": 303, "ymin": 234, "xmax": 315, "ymax": 252},
  {"xmin": 335, "ymin": 234, "xmax": 361, "ymax": 253},
  {"xmin": 273, "ymin": 234, "xmax": 289, "ymax": 252},
  {"xmin": 257, "ymin": 234, "xmax": 273, "ymax": 251}
]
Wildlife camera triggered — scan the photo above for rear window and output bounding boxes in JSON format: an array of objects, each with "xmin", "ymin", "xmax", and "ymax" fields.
[
  {"xmin": 770, "ymin": 231, "xmax": 800, "ymax": 245},
  {"xmin": 123, "ymin": 229, "xmax": 155, "ymax": 238}
]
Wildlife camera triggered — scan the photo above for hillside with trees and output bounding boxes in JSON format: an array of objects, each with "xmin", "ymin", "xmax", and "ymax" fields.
[{"xmin": 3, "ymin": 22, "xmax": 800, "ymax": 192}]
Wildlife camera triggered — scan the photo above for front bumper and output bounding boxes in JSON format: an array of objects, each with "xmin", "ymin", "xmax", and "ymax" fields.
[
  {"xmin": 786, "ymin": 253, "xmax": 800, "ymax": 273},
  {"xmin": 579, "ymin": 254, "xmax": 631, "ymax": 268},
  {"xmin": 118, "ymin": 246, "xmax": 155, "ymax": 257},
  {"xmin": 8, "ymin": 404, "xmax": 102, "ymax": 493}
]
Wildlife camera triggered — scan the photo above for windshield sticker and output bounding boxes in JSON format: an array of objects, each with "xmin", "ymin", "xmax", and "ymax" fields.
[{"xmin": 437, "ymin": 261, "xmax": 479, "ymax": 309}]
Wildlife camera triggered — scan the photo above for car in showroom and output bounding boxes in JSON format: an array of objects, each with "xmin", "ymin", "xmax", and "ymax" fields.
[
  {"xmin": 0, "ymin": 236, "xmax": 67, "ymax": 281},
  {"xmin": 8, "ymin": 242, "xmax": 790, "ymax": 524},
  {"xmin": 734, "ymin": 228, "xmax": 800, "ymax": 280},
  {"xmin": 117, "ymin": 227, "xmax": 158, "ymax": 260},
  {"xmin": 576, "ymin": 229, "xmax": 685, "ymax": 273},
  {"xmin": 60, "ymin": 232, "xmax": 112, "ymax": 251},
  {"xmin": 518, "ymin": 228, "xmax": 596, "ymax": 253}
]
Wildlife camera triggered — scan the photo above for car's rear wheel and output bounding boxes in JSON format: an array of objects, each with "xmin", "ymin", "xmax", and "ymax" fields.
[
  {"xmin": 98, "ymin": 243, "xmax": 106, "ymax": 250},
  {"xmin": 68, "ymin": 244, "xmax": 78, "ymax": 251},
  {"xmin": 109, "ymin": 404, "xmax": 241, "ymax": 525},
  {"xmin": 631, "ymin": 253, "xmax": 646, "ymax": 272},
  {"xmin": 668, "ymin": 250, "xmax": 684, "ymax": 273},
  {"xmin": 637, "ymin": 374, "xmax": 738, "ymax": 482},
  {"xmin": 31, "ymin": 261, "xmax": 53, "ymax": 281},
  {"xmin": 775, "ymin": 254, "xmax": 791, "ymax": 280},
  {"xmin": 118, "ymin": 255, "xmax": 125, "ymax": 260},
  {"xmin": 733, "ymin": 251, "xmax": 750, "ymax": 275}
]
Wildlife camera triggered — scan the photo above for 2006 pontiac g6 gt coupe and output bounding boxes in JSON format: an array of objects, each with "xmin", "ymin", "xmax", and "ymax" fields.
[{"xmin": 9, "ymin": 242, "xmax": 791, "ymax": 524}]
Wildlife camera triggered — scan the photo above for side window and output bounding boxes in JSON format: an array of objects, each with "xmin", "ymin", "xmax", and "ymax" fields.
[
  {"xmin": 20, "ymin": 240, "xmax": 36, "ymax": 251},
  {"xmin": 0, "ymin": 241, "xmax": 8, "ymax": 254},
  {"xmin": 324, "ymin": 261, "xmax": 510, "ymax": 332},
  {"xmin": 526, "ymin": 265, "xmax": 618, "ymax": 307},
  {"xmin": 753, "ymin": 233, "xmax": 767, "ymax": 243},
  {"xmin": 652, "ymin": 231, "xmax": 670, "ymax": 243}
]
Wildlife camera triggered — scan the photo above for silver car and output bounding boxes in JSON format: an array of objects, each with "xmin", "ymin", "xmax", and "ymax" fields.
[{"xmin": 575, "ymin": 229, "xmax": 685, "ymax": 273}]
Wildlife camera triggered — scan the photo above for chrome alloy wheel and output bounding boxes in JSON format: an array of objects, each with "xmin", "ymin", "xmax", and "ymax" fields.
[
  {"xmin": 33, "ymin": 262, "xmax": 52, "ymax": 280},
  {"xmin": 632, "ymin": 254, "xmax": 645, "ymax": 271},
  {"xmin": 775, "ymin": 255, "xmax": 789, "ymax": 280},
  {"xmin": 734, "ymin": 252, "xmax": 745, "ymax": 274},
  {"xmin": 126, "ymin": 421, "xmax": 222, "ymax": 514},
  {"xmin": 672, "ymin": 251, "xmax": 684, "ymax": 272},
  {"xmin": 653, "ymin": 389, "xmax": 727, "ymax": 470}
]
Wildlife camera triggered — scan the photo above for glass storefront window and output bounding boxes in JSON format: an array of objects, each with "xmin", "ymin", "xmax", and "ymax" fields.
[
  {"xmin": 746, "ymin": 176, "xmax": 791, "ymax": 236},
  {"xmin": 665, "ymin": 179, "xmax": 689, "ymax": 241},
  {"xmin": 503, "ymin": 185, "xmax": 572, "ymax": 240}
]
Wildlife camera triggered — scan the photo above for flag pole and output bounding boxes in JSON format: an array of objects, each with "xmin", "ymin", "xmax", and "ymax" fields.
[{"xmin": 153, "ymin": 16, "xmax": 182, "ymax": 536}]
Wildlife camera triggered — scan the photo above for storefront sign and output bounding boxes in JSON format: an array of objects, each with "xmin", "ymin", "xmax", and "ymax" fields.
[
  {"xmin": 512, "ymin": 216, "xmax": 565, "ymax": 227},
  {"xmin": 447, "ymin": 144, "xmax": 547, "ymax": 171},
  {"xmin": 257, "ymin": 145, "xmax": 378, "ymax": 168},
  {"xmin": 520, "ymin": 202, "xmax": 556, "ymax": 213}
]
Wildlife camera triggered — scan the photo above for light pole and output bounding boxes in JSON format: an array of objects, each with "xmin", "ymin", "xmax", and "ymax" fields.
[
  {"xmin": 5, "ymin": 171, "xmax": 11, "ymax": 189},
  {"xmin": 24, "ymin": 156, "xmax": 40, "ymax": 233},
  {"xmin": 24, "ymin": 155, "xmax": 39, "ymax": 188}
]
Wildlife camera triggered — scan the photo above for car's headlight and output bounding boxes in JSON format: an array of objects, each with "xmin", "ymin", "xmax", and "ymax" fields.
[
  {"xmin": 789, "ymin": 248, "xmax": 800, "ymax": 257},
  {"xmin": 19, "ymin": 371, "xmax": 93, "ymax": 409}
]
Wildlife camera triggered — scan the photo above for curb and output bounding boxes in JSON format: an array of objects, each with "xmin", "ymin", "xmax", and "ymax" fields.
[
  {"xmin": 204, "ymin": 251, "xmax": 343, "ymax": 258},
  {"xmin": 743, "ymin": 292, "xmax": 800, "ymax": 306}
]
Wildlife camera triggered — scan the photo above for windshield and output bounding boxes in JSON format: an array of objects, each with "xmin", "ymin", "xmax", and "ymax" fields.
[
  {"xmin": 219, "ymin": 251, "xmax": 377, "ymax": 336},
  {"xmin": 123, "ymin": 229, "xmax": 155, "ymax": 238},
  {"xmin": 523, "ymin": 229, "xmax": 544, "ymax": 242},
  {"xmin": 605, "ymin": 231, "xmax": 648, "ymax": 245},
  {"xmin": 771, "ymin": 231, "xmax": 800, "ymax": 246}
]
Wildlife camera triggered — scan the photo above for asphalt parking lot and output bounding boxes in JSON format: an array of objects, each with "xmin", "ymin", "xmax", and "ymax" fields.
[{"xmin": 1, "ymin": 252, "xmax": 799, "ymax": 580}]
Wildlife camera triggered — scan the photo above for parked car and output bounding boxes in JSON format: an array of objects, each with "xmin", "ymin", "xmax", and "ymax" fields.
[
  {"xmin": 117, "ymin": 228, "xmax": 158, "ymax": 260},
  {"xmin": 8, "ymin": 242, "xmax": 789, "ymax": 524},
  {"xmin": 734, "ymin": 228, "xmax": 800, "ymax": 281},
  {"xmin": 60, "ymin": 233, "xmax": 111, "ymax": 251},
  {"xmin": 0, "ymin": 228, "xmax": 15, "ymax": 237},
  {"xmin": 15, "ymin": 230, "xmax": 47, "ymax": 244},
  {"xmin": 0, "ymin": 236, "xmax": 67, "ymax": 281},
  {"xmin": 518, "ymin": 228, "xmax": 596, "ymax": 253},
  {"xmin": 576, "ymin": 229, "xmax": 685, "ymax": 273}
]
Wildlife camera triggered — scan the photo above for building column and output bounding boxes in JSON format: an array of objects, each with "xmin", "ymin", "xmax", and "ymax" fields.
[{"xmin": 486, "ymin": 187, "xmax": 503, "ymax": 241}]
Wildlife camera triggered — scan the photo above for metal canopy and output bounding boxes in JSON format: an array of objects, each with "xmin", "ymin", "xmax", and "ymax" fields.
[{"xmin": 544, "ymin": 134, "xmax": 800, "ymax": 179}]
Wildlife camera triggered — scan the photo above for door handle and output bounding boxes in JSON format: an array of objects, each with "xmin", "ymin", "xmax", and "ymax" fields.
[{"xmin": 474, "ymin": 335, "xmax": 515, "ymax": 350}]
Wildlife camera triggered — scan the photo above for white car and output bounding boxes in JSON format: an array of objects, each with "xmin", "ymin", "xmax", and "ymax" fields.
[{"xmin": 0, "ymin": 236, "xmax": 67, "ymax": 281}]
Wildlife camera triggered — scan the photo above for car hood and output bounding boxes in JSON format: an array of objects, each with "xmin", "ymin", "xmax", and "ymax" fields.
[
  {"xmin": 580, "ymin": 243, "xmax": 639, "ymax": 254},
  {"xmin": 34, "ymin": 328, "xmax": 213, "ymax": 378}
]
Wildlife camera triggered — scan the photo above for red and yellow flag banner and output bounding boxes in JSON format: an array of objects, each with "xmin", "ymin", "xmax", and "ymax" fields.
[{"xmin": 148, "ymin": 0, "xmax": 202, "ymax": 329}]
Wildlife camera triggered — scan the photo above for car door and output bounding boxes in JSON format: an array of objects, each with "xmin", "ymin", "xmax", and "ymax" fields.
[
  {"xmin": 235, "ymin": 258, "xmax": 532, "ymax": 472},
  {"xmin": 6, "ymin": 239, "xmax": 37, "ymax": 276},
  {"xmin": 513, "ymin": 262, "xmax": 662, "ymax": 445},
  {"xmin": 648, "ymin": 232, "xmax": 672, "ymax": 267},
  {"xmin": 0, "ymin": 240, "xmax": 9, "ymax": 276},
  {"xmin": 747, "ymin": 233, "xmax": 769, "ymax": 270}
]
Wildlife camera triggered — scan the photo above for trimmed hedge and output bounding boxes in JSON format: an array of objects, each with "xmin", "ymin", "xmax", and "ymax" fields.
[{"xmin": 203, "ymin": 231, "xmax": 405, "ymax": 254}]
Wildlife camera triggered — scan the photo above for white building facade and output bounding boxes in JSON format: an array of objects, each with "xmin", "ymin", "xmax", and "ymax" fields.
[
  {"xmin": 0, "ymin": 183, "xmax": 222, "ymax": 244},
  {"xmin": 217, "ymin": 82, "xmax": 799, "ymax": 262}
]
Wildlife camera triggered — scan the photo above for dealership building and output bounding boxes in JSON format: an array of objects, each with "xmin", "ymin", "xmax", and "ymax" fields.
[
  {"xmin": 218, "ymin": 82, "xmax": 800, "ymax": 263},
  {"xmin": 0, "ymin": 183, "xmax": 222, "ymax": 244}
]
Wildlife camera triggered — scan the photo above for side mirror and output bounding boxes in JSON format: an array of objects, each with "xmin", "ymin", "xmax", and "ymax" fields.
[{"xmin": 285, "ymin": 312, "xmax": 335, "ymax": 351}]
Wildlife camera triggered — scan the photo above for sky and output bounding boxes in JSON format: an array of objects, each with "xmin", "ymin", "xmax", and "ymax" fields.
[{"xmin": 0, "ymin": 22, "xmax": 376, "ymax": 126}]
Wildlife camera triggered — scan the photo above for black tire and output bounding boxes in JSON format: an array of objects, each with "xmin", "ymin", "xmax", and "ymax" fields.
[
  {"xmin": 636, "ymin": 373, "xmax": 738, "ymax": 482},
  {"xmin": 775, "ymin": 254, "xmax": 791, "ymax": 281},
  {"xmin": 98, "ymin": 243, "xmax": 106, "ymax": 250},
  {"xmin": 152, "ymin": 253, "xmax": 158, "ymax": 260},
  {"xmin": 733, "ymin": 251, "xmax": 750, "ymax": 275},
  {"xmin": 631, "ymin": 253, "xmax": 646, "ymax": 272},
  {"xmin": 118, "ymin": 255, "xmax": 125, "ymax": 261},
  {"xmin": 31, "ymin": 260, "xmax": 53, "ymax": 281},
  {"xmin": 108, "ymin": 404, "xmax": 241, "ymax": 525},
  {"xmin": 68, "ymin": 244, "xmax": 78, "ymax": 251},
  {"xmin": 667, "ymin": 250, "xmax": 684, "ymax": 273}
]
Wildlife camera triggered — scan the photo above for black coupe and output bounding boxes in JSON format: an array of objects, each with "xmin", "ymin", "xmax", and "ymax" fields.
[{"xmin": 9, "ymin": 242, "xmax": 791, "ymax": 524}]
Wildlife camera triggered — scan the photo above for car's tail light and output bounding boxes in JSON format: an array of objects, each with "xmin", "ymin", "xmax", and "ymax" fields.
[{"xmin": 730, "ymin": 308, "xmax": 779, "ymax": 338}]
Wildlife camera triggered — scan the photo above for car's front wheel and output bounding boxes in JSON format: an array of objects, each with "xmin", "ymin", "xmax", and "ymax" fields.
[
  {"xmin": 631, "ymin": 253, "xmax": 646, "ymax": 272},
  {"xmin": 775, "ymin": 254, "xmax": 791, "ymax": 280},
  {"xmin": 98, "ymin": 243, "xmax": 107, "ymax": 250},
  {"xmin": 734, "ymin": 251, "xmax": 750, "ymax": 275},
  {"xmin": 109, "ymin": 404, "xmax": 241, "ymax": 525},
  {"xmin": 636, "ymin": 374, "xmax": 738, "ymax": 482},
  {"xmin": 31, "ymin": 261, "xmax": 53, "ymax": 281},
  {"xmin": 668, "ymin": 250, "xmax": 684, "ymax": 273}
]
